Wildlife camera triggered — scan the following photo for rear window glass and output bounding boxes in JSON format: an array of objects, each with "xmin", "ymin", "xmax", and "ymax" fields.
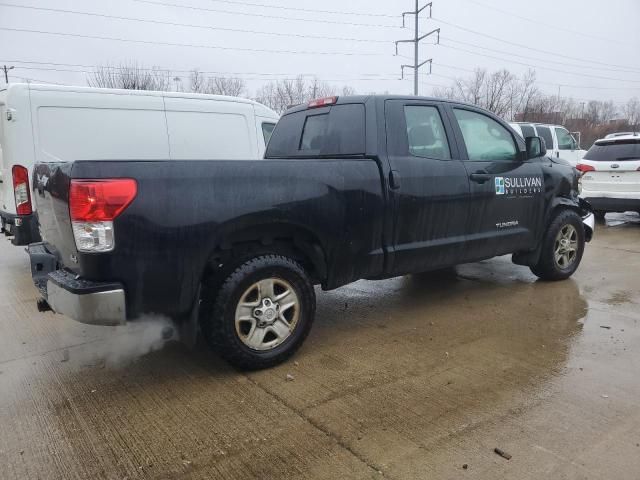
[
  {"xmin": 536, "ymin": 126, "xmax": 554, "ymax": 150},
  {"xmin": 584, "ymin": 140, "xmax": 640, "ymax": 161},
  {"xmin": 520, "ymin": 124, "xmax": 535, "ymax": 138},
  {"xmin": 266, "ymin": 103, "xmax": 365, "ymax": 158},
  {"xmin": 300, "ymin": 114, "xmax": 328, "ymax": 151}
]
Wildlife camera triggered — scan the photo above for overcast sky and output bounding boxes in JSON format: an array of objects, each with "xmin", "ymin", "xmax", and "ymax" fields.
[{"xmin": 1, "ymin": 0, "xmax": 639, "ymax": 105}]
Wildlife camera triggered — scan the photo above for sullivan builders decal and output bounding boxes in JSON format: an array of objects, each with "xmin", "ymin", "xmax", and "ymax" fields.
[{"xmin": 495, "ymin": 176, "xmax": 543, "ymax": 197}]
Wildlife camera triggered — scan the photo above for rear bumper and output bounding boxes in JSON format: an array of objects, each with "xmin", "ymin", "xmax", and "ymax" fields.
[
  {"xmin": 28, "ymin": 243, "xmax": 127, "ymax": 326},
  {"xmin": 0, "ymin": 210, "xmax": 41, "ymax": 246},
  {"xmin": 581, "ymin": 196, "xmax": 640, "ymax": 213}
]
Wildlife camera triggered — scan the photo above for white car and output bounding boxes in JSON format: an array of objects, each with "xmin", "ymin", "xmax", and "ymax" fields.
[
  {"xmin": 510, "ymin": 122, "xmax": 587, "ymax": 166},
  {"xmin": 577, "ymin": 134, "xmax": 640, "ymax": 219},
  {"xmin": 605, "ymin": 132, "xmax": 639, "ymax": 139},
  {"xmin": 0, "ymin": 83, "xmax": 279, "ymax": 245}
]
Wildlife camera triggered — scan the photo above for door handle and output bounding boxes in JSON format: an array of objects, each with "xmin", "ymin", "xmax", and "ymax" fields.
[
  {"xmin": 469, "ymin": 172, "xmax": 492, "ymax": 184},
  {"xmin": 389, "ymin": 170, "xmax": 401, "ymax": 190}
]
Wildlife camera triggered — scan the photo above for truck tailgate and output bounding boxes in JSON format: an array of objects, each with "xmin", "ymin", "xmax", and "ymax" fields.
[{"xmin": 32, "ymin": 162, "xmax": 79, "ymax": 272}]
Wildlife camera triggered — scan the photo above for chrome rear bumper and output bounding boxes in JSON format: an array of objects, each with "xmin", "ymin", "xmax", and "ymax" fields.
[{"xmin": 47, "ymin": 280, "xmax": 126, "ymax": 326}]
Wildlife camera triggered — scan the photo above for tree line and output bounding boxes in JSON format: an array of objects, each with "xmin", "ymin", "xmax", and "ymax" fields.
[{"xmin": 88, "ymin": 63, "xmax": 639, "ymax": 145}]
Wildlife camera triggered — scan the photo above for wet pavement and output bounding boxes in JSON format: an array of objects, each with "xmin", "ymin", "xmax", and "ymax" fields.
[{"xmin": 1, "ymin": 213, "xmax": 639, "ymax": 479}]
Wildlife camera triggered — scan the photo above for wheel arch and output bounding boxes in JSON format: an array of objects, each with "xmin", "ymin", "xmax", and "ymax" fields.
[{"xmin": 202, "ymin": 220, "xmax": 329, "ymax": 289}]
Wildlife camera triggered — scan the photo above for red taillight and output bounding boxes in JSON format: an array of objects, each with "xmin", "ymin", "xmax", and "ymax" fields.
[
  {"xmin": 69, "ymin": 179, "xmax": 137, "ymax": 221},
  {"xmin": 12, "ymin": 165, "xmax": 32, "ymax": 215},
  {"xmin": 576, "ymin": 163, "xmax": 595, "ymax": 174},
  {"xmin": 308, "ymin": 96, "xmax": 338, "ymax": 108}
]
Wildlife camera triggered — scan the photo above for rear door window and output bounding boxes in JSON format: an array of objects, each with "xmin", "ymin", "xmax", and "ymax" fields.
[
  {"xmin": 453, "ymin": 108, "xmax": 517, "ymax": 161},
  {"xmin": 536, "ymin": 126, "xmax": 554, "ymax": 150},
  {"xmin": 404, "ymin": 105, "xmax": 451, "ymax": 160},
  {"xmin": 266, "ymin": 103, "xmax": 365, "ymax": 158},
  {"xmin": 584, "ymin": 140, "xmax": 640, "ymax": 161}
]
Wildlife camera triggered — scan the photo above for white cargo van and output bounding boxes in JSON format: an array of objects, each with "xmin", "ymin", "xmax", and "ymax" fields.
[
  {"xmin": 0, "ymin": 83, "xmax": 279, "ymax": 245},
  {"xmin": 510, "ymin": 122, "xmax": 587, "ymax": 167}
]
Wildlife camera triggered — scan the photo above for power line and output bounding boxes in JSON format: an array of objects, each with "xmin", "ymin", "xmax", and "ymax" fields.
[
  {"xmin": 2, "ymin": 59, "xmax": 398, "ymax": 77},
  {"xmin": 204, "ymin": 0, "xmax": 398, "ymax": 18},
  {"xmin": 431, "ymin": 61, "xmax": 640, "ymax": 91},
  {"xmin": 0, "ymin": 27, "xmax": 385, "ymax": 56},
  {"xmin": 8, "ymin": 66, "xmax": 407, "ymax": 82},
  {"xmin": 131, "ymin": 0, "xmax": 403, "ymax": 29},
  {"xmin": 0, "ymin": 2, "xmax": 392, "ymax": 44},
  {"xmin": 432, "ymin": 17, "xmax": 640, "ymax": 73},
  {"xmin": 457, "ymin": 0, "xmax": 626, "ymax": 46},
  {"xmin": 441, "ymin": 37, "xmax": 640, "ymax": 75},
  {"xmin": 438, "ymin": 43, "xmax": 640, "ymax": 84}
]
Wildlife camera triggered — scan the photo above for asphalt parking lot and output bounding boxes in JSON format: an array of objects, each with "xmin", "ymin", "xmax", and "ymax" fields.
[{"xmin": 1, "ymin": 215, "xmax": 639, "ymax": 480}]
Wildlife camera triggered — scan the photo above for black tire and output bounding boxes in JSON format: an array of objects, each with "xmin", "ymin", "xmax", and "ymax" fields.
[
  {"xmin": 200, "ymin": 254, "xmax": 316, "ymax": 370},
  {"xmin": 594, "ymin": 210, "xmax": 606, "ymax": 221},
  {"xmin": 530, "ymin": 209, "xmax": 585, "ymax": 281}
]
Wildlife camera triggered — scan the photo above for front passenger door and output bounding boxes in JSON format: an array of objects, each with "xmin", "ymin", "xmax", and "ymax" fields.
[{"xmin": 448, "ymin": 107, "xmax": 545, "ymax": 261}]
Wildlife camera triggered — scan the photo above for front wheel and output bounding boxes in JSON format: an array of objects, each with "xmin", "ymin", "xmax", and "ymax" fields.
[
  {"xmin": 530, "ymin": 209, "xmax": 586, "ymax": 281},
  {"xmin": 200, "ymin": 254, "xmax": 316, "ymax": 370}
]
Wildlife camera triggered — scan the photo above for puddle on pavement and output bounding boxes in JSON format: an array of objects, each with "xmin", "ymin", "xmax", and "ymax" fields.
[{"xmin": 605, "ymin": 211, "xmax": 640, "ymax": 227}]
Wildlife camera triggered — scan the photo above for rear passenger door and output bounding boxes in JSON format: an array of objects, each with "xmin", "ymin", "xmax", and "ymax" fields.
[
  {"xmin": 446, "ymin": 106, "xmax": 544, "ymax": 260},
  {"xmin": 385, "ymin": 100, "xmax": 471, "ymax": 275}
]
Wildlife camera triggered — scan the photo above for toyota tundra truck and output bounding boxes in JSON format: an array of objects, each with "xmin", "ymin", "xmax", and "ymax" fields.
[{"xmin": 28, "ymin": 95, "xmax": 594, "ymax": 369}]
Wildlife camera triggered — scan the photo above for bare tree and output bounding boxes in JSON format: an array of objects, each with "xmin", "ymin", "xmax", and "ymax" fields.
[
  {"xmin": 206, "ymin": 77, "xmax": 246, "ymax": 96},
  {"xmin": 189, "ymin": 69, "xmax": 205, "ymax": 93},
  {"xmin": 255, "ymin": 76, "xmax": 355, "ymax": 114},
  {"xmin": 623, "ymin": 97, "xmax": 640, "ymax": 127},
  {"xmin": 88, "ymin": 63, "xmax": 172, "ymax": 91}
]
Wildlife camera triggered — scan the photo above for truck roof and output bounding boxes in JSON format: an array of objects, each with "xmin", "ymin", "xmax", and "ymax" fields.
[{"xmin": 283, "ymin": 94, "xmax": 482, "ymax": 114}]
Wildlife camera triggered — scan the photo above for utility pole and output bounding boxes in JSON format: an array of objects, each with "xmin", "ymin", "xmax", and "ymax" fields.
[
  {"xmin": 395, "ymin": 2, "xmax": 440, "ymax": 95},
  {"xmin": 2, "ymin": 65, "xmax": 14, "ymax": 84}
]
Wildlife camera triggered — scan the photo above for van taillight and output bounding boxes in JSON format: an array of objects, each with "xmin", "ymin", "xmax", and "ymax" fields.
[
  {"xmin": 12, "ymin": 165, "xmax": 32, "ymax": 215},
  {"xmin": 69, "ymin": 179, "xmax": 137, "ymax": 252}
]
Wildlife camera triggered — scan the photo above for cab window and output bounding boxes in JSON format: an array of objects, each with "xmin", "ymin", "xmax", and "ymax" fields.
[
  {"xmin": 520, "ymin": 124, "xmax": 536, "ymax": 138},
  {"xmin": 404, "ymin": 106, "xmax": 451, "ymax": 160},
  {"xmin": 536, "ymin": 126, "xmax": 554, "ymax": 151},
  {"xmin": 453, "ymin": 109, "xmax": 517, "ymax": 161},
  {"xmin": 555, "ymin": 127, "xmax": 576, "ymax": 150}
]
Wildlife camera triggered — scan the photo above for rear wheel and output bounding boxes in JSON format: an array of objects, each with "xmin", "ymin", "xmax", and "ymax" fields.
[
  {"xmin": 530, "ymin": 209, "xmax": 585, "ymax": 281},
  {"xmin": 200, "ymin": 254, "xmax": 316, "ymax": 370}
]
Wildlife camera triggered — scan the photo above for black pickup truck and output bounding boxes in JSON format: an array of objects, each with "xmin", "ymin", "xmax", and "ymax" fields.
[{"xmin": 29, "ymin": 95, "xmax": 594, "ymax": 369}]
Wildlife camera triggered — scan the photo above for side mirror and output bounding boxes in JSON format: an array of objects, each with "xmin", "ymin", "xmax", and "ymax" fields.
[{"xmin": 526, "ymin": 136, "xmax": 547, "ymax": 159}]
